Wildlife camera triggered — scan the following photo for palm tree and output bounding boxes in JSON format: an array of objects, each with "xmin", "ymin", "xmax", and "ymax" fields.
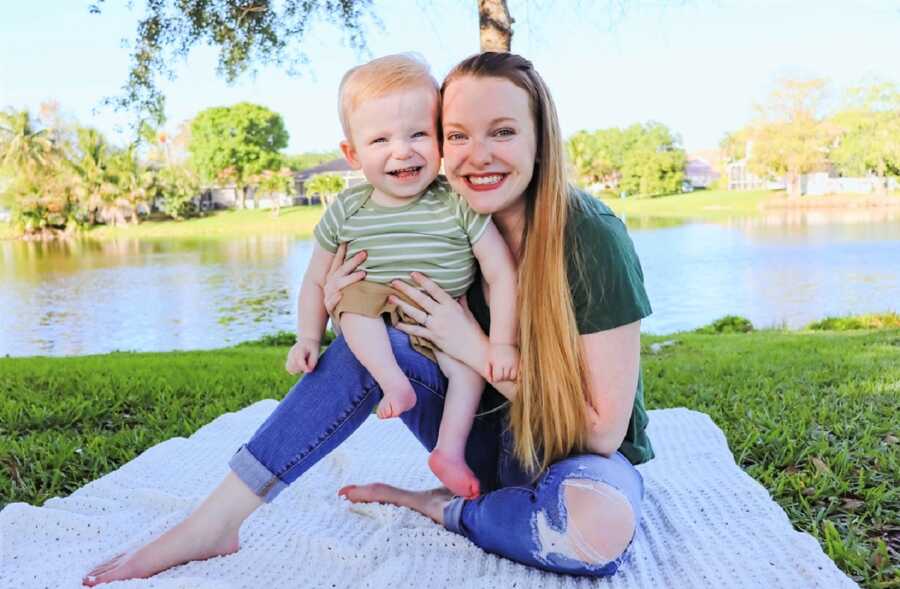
[
  {"xmin": 109, "ymin": 145, "xmax": 154, "ymax": 224},
  {"xmin": 254, "ymin": 167, "xmax": 296, "ymax": 217},
  {"xmin": 305, "ymin": 173, "xmax": 345, "ymax": 207},
  {"xmin": 0, "ymin": 109, "xmax": 55, "ymax": 176},
  {"xmin": 69, "ymin": 128, "xmax": 121, "ymax": 225}
]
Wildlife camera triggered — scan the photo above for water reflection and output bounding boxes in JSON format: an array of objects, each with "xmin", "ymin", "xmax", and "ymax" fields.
[
  {"xmin": 630, "ymin": 215, "xmax": 900, "ymax": 335},
  {"xmin": 1, "ymin": 215, "xmax": 898, "ymax": 356},
  {"xmin": 1, "ymin": 236, "xmax": 311, "ymax": 356}
]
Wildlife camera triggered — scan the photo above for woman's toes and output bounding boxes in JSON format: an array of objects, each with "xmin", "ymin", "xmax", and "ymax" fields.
[
  {"xmin": 339, "ymin": 482, "xmax": 390, "ymax": 503},
  {"xmin": 84, "ymin": 553, "xmax": 126, "ymax": 583}
]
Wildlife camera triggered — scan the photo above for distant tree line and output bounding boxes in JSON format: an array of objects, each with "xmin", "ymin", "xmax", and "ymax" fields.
[
  {"xmin": 721, "ymin": 79, "xmax": 900, "ymax": 198},
  {"xmin": 0, "ymin": 102, "xmax": 343, "ymax": 238}
]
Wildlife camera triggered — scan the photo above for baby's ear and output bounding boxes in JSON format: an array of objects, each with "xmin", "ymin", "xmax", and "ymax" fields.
[{"xmin": 340, "ymin": 140, "xmax": 362, "ymax": 170}]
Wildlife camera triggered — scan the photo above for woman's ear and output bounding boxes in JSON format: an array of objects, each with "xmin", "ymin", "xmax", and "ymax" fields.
[{"xmin": 340, "ymin": 140, "xmax": 362, "ymax": 170}]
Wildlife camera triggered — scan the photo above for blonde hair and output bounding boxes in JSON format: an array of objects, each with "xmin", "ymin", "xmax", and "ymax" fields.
[
  {"xmin": 338, "ymin": 53, "xmax": 440, "ymax": 141},
  {"xmin": 442, "ymin": 53, "xmax": 589, "ymax": 475}
]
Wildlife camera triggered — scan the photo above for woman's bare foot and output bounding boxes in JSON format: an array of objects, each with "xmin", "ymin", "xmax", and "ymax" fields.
[
  {"xmin": 82, "ymin": 471, "xmax": 263, "ymax": 586},
  {"xmin": 428, "ymin": 448, "xmax": 480, "ymax": 499},
  {"xmin": 376, "ymin": 378, "xmax": 417, "ymax": 419},
  {"xmin": 338, "ymin": 483, "xmax": 453, "ymax": 525},
  {"xmin": 82, "ymin": 518, "xmax": 239, "ymax": 586}
]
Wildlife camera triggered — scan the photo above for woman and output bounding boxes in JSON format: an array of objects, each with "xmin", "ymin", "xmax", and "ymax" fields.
[{"xmin": 83, "ymin": 52, "xmax": 653, "ymax": 585}]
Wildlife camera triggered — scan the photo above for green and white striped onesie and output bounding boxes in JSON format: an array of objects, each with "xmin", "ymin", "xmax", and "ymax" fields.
[{"xmin": 313, "ymin": 177, "xmax": 491, "ymax": 299}]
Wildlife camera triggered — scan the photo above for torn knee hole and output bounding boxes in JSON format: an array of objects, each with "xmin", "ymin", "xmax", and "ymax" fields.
[{"xmin": 546, "ymin": 478, "xmax": 635, "ymax": 565}]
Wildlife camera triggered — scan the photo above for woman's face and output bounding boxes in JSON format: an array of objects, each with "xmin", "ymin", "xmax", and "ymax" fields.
[{"xmin": 441, "ymin": 75, "xmax": 537, "ymax": 216}]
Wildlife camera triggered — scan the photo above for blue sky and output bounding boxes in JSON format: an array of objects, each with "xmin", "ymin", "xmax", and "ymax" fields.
[{"xmin": 2, "ymin": 0, "xmax": 898, "ymax": 154}]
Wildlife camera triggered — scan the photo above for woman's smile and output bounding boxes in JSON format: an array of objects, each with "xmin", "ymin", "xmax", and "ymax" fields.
[{"xmin": 463, "ymin": 172, "xmax": 508, "ymax": 191}]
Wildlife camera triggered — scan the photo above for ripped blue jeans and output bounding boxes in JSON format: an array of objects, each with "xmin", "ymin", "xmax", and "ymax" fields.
[{"xmin": 228, "ymin": 328, "xmax": 644, "ymax": 577}]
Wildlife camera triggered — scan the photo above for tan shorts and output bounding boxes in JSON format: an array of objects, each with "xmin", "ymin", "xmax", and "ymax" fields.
[{"xmin": 332, "ymin": 280, "xmax": 437, "ymax": 362}]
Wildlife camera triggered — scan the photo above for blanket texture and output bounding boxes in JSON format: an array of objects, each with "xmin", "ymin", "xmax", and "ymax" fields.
[{"xmin": 1, "ymin": 402, "xmax": 857, "ymax": 588}]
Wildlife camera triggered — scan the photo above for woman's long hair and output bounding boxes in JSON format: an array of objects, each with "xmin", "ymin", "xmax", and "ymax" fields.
[{"xmin": 442, "ymin": 53, "xmax": 589, "ymax": 474}]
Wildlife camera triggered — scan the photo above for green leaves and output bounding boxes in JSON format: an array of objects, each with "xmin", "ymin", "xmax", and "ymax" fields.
[
  {"xmin": 189, "ymin": 103, "xmax": 289, "ymax": 208},
  {"xmin": 96, "ymin": 1, "xmax": 376, "ymax": 123},
  {"xmin": 304, "ymin": 173, "xmax": 345, "ymax": 200},
  {"xmin": 567, "ymin": 122, "xmax": 687, "ymax": 197}
]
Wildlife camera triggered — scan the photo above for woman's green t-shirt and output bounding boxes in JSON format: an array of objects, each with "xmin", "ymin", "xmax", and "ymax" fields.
[{"xmin": 467, "ymin": 188, "xmax": 655, "ymax": 465}]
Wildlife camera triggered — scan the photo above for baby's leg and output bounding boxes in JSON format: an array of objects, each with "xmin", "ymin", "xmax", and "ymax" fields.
[
  {"xmin": 341, "ymin": 313, "xmax": 416, "ymax": 419},
  {"xmin": 429, "ymin": 351, "xmax": 484, "ymax": 498}
]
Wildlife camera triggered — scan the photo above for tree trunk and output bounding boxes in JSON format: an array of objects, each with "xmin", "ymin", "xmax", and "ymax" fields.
[
  {"xmin": 479, "ymin": 0, "xmax": 513, "ymax": 52},
  {"xmin": 236, "ymin": 185, "xmax": 246, "ymax": 209},
  {"xmin": 875, "ymin": 164, "xmax": 888, "ymax": 195},
  {"xmin": 786, "ymin": 172, "xmax": 801, "ymax": 199}
]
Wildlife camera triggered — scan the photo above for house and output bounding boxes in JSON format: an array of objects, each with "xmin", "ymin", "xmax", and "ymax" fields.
[
  {"xmin": 185, "ymin": 158, "xmax": 365, "ymax": 211},
  {"xmin": 684, "ymin": 154, "xmax": 721, "ymax": 189},
  {"xmin": 725, "ymin": 142, "xmax": 767, "ymax": 191}
]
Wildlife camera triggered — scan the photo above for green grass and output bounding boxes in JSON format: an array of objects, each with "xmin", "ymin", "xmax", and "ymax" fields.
[
  {"xmin": 1, "ymin": 320, "xmax": 898, "ymax": 586},
  {"xmin": 0, "ymin": 205, "xmax": 326, "ymax": 241},
  {"xmin": 89, "ymin": 205, "xmax": 325, "ymax": 241},
  {"xmin": 598, "ymin": 189, "xmax": 778, "ymax": 221}
]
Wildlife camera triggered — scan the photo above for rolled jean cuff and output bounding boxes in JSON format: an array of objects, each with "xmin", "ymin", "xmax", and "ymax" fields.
[
  {"xmin": 228, "ymin": 444, "xmax": 288, "ymax": 503},
  {"xmin": 443, "ymin": 496, "xmax": 466, "ymax": 535}
]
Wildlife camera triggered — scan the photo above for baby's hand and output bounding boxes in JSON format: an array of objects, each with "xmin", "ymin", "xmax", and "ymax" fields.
[
  {"xmin": 285, "ymin": 337, "xmax": 321, "ymax": 374},
  {"xmin": 487, "ymin": 343, "xmax": 519, "ymax": 383}
]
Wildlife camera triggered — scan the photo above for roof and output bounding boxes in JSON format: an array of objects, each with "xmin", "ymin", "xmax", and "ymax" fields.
[{"xmin": 294, "ymin": 158, "xmax": 353, "ymax": 180}]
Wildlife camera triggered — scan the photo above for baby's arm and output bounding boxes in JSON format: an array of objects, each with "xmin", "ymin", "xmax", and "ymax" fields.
[
  {"xmin": 471, "ymin": 221, "xmax": 519, "ymax": 383},
  {"xmin": 285, "ymin": 243, "xmax": 335, "ymax": 374}
]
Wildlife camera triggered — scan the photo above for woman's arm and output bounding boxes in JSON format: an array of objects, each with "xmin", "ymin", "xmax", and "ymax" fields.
[
  {"xmin": 471, "ymin": 222, "xmax": 519, "ymax": 382},
  {"xmin": 581, "ymin": 320, "xmax": 642, "ymax": 456},
  {"xmin": 471, "ymin": 222, "xmax": 518, "ymax": 346}
]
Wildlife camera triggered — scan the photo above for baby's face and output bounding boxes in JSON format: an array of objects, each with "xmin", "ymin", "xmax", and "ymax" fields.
[{"xmin": 344, "ymin": 87, "xmax": 440, "ymax": 205}]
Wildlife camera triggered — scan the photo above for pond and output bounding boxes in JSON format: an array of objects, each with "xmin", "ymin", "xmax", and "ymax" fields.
[{"xmin": 2, "ymin": 209, "xmax": 898, "ymax": 357}]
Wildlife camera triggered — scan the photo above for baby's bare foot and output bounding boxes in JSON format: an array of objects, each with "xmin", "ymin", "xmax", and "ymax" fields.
[
  {"xmin": 82, "ymin": 518, "xmax": 239, "ymax": 586},
  {"xmin": 428, "ymin": 448, "xmax": 480, "ymax": 499},
  {"xmin": 376, "ymin": 378, "xmax": 416, "ymax": 419}
]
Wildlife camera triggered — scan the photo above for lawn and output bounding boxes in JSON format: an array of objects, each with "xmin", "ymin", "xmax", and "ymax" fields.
[
  {"xmin": 598, "ymin": 189, "xmax": 779, "ymax": 221},
  {"xmin": 0, "ymin": 204, "xmax": 326, "ymax": 242},
  {"xmin": 88, "ymin": 204, "xmax": 326, "ymax": 240},
  {"xmin": 1, "ymin": 318, "xmax": 897, "ymax": 586}
]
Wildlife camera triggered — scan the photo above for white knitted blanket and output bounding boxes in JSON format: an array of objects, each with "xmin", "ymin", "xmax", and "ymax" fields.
[{"xmin": 1, "ymin": 402, "xmax": 857, "ymax": 588}]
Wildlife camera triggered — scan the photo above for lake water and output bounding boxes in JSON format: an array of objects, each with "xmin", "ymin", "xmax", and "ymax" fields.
[{"xmin": 2, "ymin": 209, "xmax": 898, "ymax": 357}]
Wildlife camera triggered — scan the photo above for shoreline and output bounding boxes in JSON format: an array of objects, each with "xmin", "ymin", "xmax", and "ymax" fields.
[
  {"xmin": 761, "ymin": 193, "xmax": 900, "ymax": 210},
  {"xmin": 4, "ymin": 312, "xmax": 897, "ymax": 360},
  {"xmin": 3, "ymin": 190, "xmax": 900, "ymax": 242}
]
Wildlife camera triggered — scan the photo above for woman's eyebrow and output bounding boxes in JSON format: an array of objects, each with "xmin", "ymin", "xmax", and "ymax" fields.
[{"xmin": 442, "ymin": 117, "xmax": 517, "ymax": 129}]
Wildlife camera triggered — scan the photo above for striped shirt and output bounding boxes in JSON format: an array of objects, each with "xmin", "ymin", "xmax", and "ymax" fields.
[{"xmin": 313, "ymin": 177, "xmax": 491, "ymax": 298}]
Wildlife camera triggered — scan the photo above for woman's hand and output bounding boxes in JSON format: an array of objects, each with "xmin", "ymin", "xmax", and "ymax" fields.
[
  {"xmin": 323, "ymin": 243, "xmax": 367, "ymax": 315},
  {"xmin": 389, "ymin": 272, "xmax": 488, "ymax": 370}
]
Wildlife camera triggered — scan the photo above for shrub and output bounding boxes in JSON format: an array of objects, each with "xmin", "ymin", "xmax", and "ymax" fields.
[
  {"xmin": 694, "ymin": 315, "xmax": 754, "ymax": 334},
  {"xmin": 806, "ymin": 312, "xmax": 900, "ymax": 331},
  {"xmin": 239, "ymin": 329, "xmax": 336, "ymax": 347}
]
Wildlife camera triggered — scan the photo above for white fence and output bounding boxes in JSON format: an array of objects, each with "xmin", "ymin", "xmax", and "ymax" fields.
[{"xmin": 802, "ymin": 173, "xmax": 899, "ymax": 196}]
